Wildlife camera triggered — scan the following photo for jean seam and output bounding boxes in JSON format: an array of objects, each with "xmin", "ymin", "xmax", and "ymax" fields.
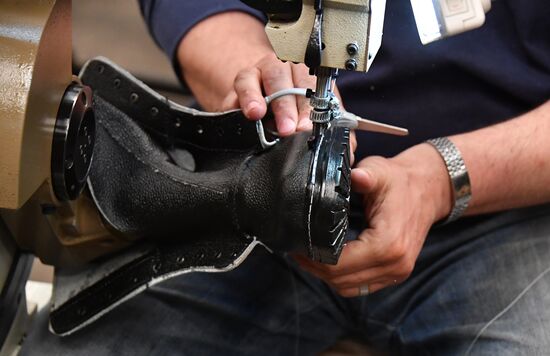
[{"xmin": 464, "ymin": 265, "xmax": 550, "ymax": 356}]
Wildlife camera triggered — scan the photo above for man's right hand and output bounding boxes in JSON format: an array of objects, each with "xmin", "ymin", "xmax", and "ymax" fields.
[
  {"xmin": 220, "ymin": 52, "xmax": 316, "ymax": 136},
  {"xmin": 177, "ymin": 12, "xmax": 319, "ymax": 136}
]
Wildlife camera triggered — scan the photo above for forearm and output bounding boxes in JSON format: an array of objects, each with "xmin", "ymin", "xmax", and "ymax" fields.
[
  {"xmin": 394, "ymin": 100, "xmax": 550, "ymax": 220},
  {"xmin": 450, "ymin": 100, "xmax": 550, "ymax": 215},
  {"xmin": 177, "ymin": 12, "xmax": 272, "ymax": 111}
]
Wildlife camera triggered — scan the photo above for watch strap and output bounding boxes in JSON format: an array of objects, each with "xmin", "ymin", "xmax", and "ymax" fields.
[{"xmin": 427, "ymin": 137, "xmax": 472, "ymax": 224}]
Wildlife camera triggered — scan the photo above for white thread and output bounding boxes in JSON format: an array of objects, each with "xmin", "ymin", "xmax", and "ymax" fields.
[{"xmin": 465, "ymin": 266, "xmax": 550, "ymax": 355}]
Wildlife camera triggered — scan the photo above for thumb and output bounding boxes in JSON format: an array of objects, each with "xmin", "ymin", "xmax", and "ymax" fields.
[{"xmin": 351, "ymin": 157, "xmax": 389, "ymax": 194}]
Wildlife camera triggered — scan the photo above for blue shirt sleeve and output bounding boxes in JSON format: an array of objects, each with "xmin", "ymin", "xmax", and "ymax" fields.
[{"xmin": 138, "ymin": 0, "xmax": 266, "ymax": 65}]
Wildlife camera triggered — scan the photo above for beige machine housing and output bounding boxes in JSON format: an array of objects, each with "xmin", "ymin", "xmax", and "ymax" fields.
[
  {"xmin": 0, "ymin": 0, "xmax": 71, "ymax": 210},
  {"xmin": 0, "ymin": 0, "xmax": 133, "ymax": 268}
]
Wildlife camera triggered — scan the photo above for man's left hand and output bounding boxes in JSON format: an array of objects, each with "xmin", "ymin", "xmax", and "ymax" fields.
[{"xmin": 296, "ymin": 143, "xmax": 452, "ymax": 297}]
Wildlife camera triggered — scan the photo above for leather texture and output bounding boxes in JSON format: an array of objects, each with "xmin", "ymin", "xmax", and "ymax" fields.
[{"xmin": 49, "ymin": 57, "xmax": 351, "ymax": 336}]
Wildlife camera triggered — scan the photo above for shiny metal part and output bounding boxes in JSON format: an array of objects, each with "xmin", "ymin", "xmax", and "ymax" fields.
[
  {"xmin": 346, "ymin": 42, "xmax": 359, "ymax": 56},
  {"xmin": 313, "ymin": 68, "xmax": 334, "ymax": 102},
  {"xmin": 262, "ymin": 87, "xmax": 408, "ymax": 136},
  {"xmin": 309, "ymin": 95, "xmax": 330, "ymax": 109},
  {"xmin": 309, "ymin": 68, "xmax": 338, "ymax": 138},
  {"xmin": 427, "ymin": 137, "xmax": 471, "ymax": 223},
  {"xmin": 309, "ymin": 110, "xmax": 331, "ymax": 124},
  {"xmin": 345, "ymin": 59, "xmax": 358, "ymax": 71},
  {"xmin": 256, "ymin": 120, "xmax": 279, "ymax": 149}
]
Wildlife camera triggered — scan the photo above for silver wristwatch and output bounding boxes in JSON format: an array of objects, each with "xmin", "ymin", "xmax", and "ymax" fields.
[{"xmin": 426, "ymin": 137, "xmax": 471, "ymax": 224}]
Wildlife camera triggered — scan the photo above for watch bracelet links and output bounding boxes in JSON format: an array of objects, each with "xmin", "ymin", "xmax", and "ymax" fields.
[{"xmin": 426, "ymin": 137, "xmax": 472, "ymax": 224}]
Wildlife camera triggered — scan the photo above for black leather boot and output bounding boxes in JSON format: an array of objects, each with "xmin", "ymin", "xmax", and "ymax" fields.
[
  {"xmin": 81, "ymin": 57, "xmax": 351, "ymax": 264},
  {"xmin": 48, "ymin": 57, "xmax": 352, "ymax": 336}
]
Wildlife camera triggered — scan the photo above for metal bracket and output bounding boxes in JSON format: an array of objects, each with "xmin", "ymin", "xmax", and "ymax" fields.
[{"xmin": 255, "ymin": 120, "xmax": 279, "ymax": 149}]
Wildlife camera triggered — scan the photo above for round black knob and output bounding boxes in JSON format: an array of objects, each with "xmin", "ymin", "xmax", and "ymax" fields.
[{"xmin": 51, "ymin": 83, "xmax": 96, "ymax": 201}]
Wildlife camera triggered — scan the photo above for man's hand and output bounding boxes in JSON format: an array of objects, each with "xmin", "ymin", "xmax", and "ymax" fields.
[
  {"xmin": 296, "ymin": 143, "xmax": 452, "ymax": 296},
  {"xmin": 220, "ymin": 53, "xmax": 317, "ymax": 136},
  {"xmin": 178, "ymin": 12, "xmax": 349, "ymax": 137},
  {"xmin": 178, "ymin": 12, "xmax": 319, "ymax": 136}
]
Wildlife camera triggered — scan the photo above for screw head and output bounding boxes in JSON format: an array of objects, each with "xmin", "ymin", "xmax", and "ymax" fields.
[
  {"xmin": 346, "ymin": 43, "xmax": 359, "ymax": 56},
  {"xmin": 345, "ymin": 59, "xmax": 357, "ymax": 71}
]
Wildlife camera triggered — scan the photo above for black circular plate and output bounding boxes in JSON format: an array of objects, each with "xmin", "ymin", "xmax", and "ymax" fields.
[
  {"xmin": 51, "ymin": 83, "xmax": 95, "ymax": 201},
  {"xmin": 307, "ymin": 126, "xmax": 351, "ymax": 264}
]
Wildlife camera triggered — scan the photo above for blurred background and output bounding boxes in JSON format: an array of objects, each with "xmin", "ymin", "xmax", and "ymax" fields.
[{"xmin": 72, "ymin": 0, "xmax": 192, "ymax": 104}]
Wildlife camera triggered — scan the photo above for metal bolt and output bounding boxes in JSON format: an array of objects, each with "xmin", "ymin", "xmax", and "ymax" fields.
[
  {"xmin": 345, "ymin": 59, "xmax": 357, "ymax": 71},
  {"xmin": 346, "ymin": 43, "xmax": 359, "ymax": 56}
]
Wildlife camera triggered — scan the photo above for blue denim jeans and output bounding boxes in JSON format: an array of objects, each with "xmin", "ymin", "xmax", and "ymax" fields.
[{"xmin": 22, "ymin": 204, "xmax": 550, "ymax": 355}]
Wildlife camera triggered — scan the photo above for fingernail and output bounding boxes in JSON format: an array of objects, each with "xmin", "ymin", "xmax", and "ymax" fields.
[
  {"xmin": 352, "ymin": 169, "xmax": 370, "ymax": 182},
  {"xmin": 246, "ymin": 101, "xmax": 261, "ymax": 119},
  {"xmin": 279, "ymin": 118, "xmax": 296, "ymax": 135}
]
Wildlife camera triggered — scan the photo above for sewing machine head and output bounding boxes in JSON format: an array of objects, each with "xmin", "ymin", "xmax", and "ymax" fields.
[{"xmin": 243, "ymin": 0, "xmax": 386, "ymax": 73}]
